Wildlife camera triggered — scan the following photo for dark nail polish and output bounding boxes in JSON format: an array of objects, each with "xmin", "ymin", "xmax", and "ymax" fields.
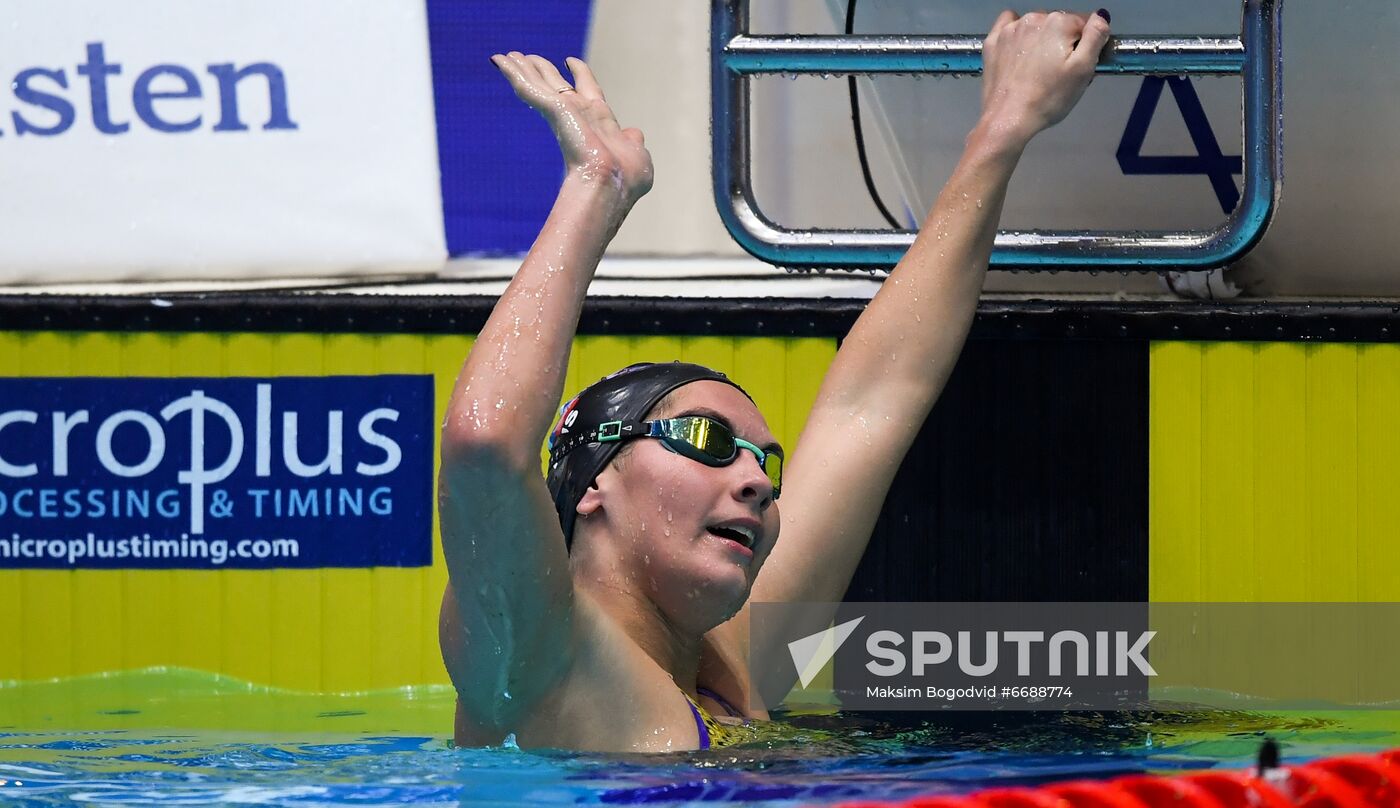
[{"xmin": 1096, "ymin": 8, "xmax": 1111, "ymax": 24}]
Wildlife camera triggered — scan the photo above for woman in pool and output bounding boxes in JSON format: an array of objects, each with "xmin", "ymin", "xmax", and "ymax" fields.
[{"xmin": 439, "ymin": 9, "xmax": 1111, "ymax": 752}]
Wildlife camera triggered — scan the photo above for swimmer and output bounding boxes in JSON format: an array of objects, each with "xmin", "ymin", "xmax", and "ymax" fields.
[{"xmin": 439, "ymin": 9, "xmax": 1112, "ymax": 752}]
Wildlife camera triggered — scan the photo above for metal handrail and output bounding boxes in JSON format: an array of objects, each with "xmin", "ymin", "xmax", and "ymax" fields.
[{"xmin": 711, "ymin": 0, "xmax": 1282, "ymax": 270}]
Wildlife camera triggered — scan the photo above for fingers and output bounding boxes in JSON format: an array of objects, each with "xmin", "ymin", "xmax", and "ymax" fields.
[
  {"xmin": 621, "ymin": 127, "xmax": 645, "ymax": 147},
  {"xmin": 528, "ymin": 55, "xmax": 575, "ymax": 95},
  {"xmin": 497, "ymin": 52, "xmax": 553, "ymax": 100},
  {"xmin": 990, "ymin": 9, "xmax": 1019, "ymax": 33},
  {"xmin": 561, "ymin": 56, "xmax": 622, "ymax": 135},
  {"xmin": 985, "ymin": 9, "xmax": 1019, "ymax": 48},
  {"xmin": 491, "ymin": 52, "xmax": 549, "ymax": 104},
  {"xmin": 565, "ymin": 56, "xmax": 606, "ymax": 102},
  {"xmin": 508, "ymin": 51, "xmax": 549, "ymax": 87},
  {"xmin": 1067, "ymin": 10, "xmax": 1111, "ymax": 72},
  {"xmin": 489, "ymin": 52, "xmax": 609, "ymax": 107},
  {"xmin": 1050, "ymin": 10, "xmax": 1090, "ymax": 29}
]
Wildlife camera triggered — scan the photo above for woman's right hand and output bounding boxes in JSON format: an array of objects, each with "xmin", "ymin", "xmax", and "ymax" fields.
[{"xmin": 491, "ymin": 52, "xmax": 654, "ymax": 205}]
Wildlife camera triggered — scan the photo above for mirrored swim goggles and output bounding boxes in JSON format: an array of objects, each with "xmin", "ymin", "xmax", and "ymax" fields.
[{"xmin": 553, "ymin": 415, "xmax": 782, "ymax": 499}]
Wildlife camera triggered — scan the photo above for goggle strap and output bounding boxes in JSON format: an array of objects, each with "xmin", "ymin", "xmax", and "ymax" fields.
[{"xmin": 550, "ymin": 418, "xmax": 648, "ymax": 462}]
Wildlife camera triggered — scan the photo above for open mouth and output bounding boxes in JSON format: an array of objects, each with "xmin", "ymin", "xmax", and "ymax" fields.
[{"xmin": 706, "ymin": 525, "xmax": 756, "ymax": 551}]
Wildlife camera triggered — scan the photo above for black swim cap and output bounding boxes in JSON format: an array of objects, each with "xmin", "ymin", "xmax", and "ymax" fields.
[{"xmin": 545, "ymin": 362, "xmax": 752, "ymax": 546}]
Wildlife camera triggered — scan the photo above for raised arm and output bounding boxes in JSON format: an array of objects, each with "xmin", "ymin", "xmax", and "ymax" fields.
[
  {"xmin": 437, "ymin": 53, "xmax": 651, "ymax": 730},
  {"xmin": 753, "ymin": 10, "xmax": 1110, "ymax": 607}
]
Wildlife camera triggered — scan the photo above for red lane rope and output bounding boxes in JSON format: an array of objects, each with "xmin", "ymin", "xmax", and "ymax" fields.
[
  {"xmin": 1180, "ymin": 772, "xmax": 1295, "ymax": 808},
  {"xmin": 1113, "ymin": 774, "xmax": 1231, "ymax": 808},
  {"xmin": 1312, "ymin": 756, "xmax": 1400, "ymax": 806},
  {"xmin": 1287, "ymin": 766, "xmax": 1372, "ymax": 807},
  {"xmin": 829, "ymin": 747, "xmax": 1400, "ymax": 808},
  {"xmin": 977, "ymin": 787, "xmax": 1075, "ymax": 807}
]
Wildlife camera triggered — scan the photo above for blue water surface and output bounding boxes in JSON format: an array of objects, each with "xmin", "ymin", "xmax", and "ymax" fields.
[{"xmin": 2, "ymin": 707, "xmax": 1391, "ymax": 807}]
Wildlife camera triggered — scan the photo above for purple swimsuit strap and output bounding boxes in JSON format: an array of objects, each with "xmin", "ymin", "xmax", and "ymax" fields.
[
  {"xmin": 683, "ymin": 694, "xmax": 712, "ymax": 750},
  {"xmin": 696, "ymin": 686, "xmax": 743, "ymax": 718}
]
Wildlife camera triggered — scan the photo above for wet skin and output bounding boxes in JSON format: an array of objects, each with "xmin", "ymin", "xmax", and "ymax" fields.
[{"xmin": 442, "ymin": 11, "xmax": 1111, "ymax": 751}]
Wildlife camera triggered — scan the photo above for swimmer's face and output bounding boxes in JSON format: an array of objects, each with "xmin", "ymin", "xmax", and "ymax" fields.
[{"xmin": 581, "ymin": 380, "xmax": 781, "ymax": 628}]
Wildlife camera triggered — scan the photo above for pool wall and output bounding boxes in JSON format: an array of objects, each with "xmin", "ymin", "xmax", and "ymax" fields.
[
  {"xmin": 1150, "ymin": 340, "xmax": 1400, "ymax": 602},
  {"xmin": 3, "ymin": 296, "xmax": 1399, "ymax": 694}
]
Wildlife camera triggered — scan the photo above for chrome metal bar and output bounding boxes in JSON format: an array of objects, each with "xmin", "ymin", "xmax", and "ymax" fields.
[
  {"xmin": 723, "ymin": 35, "xmax": 1246, "ymax": 76},
  {"xmin": 710, "ymin": 0, "xmax": 1283, "ymax": 270}
]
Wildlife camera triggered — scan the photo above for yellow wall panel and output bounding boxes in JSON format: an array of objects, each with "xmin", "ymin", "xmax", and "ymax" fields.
[
  {"xmin": 573, "ymin": 334, "xmax": 630, "ymax": 397},
  {"xmin": 1303, "ymin": 344, "xmax": 1359, "ymax": 601},
  {"xmin": 784, "ymin": 339, "xmax": 836, "ymax": 447},
  {"xmin": 271, "ymin": 334, "xmax": 327, "ymax": 692},
  {"xmin": 371, "ymin": 334, "xmax": 429, "ymax": 688},
  {"xmin": 629, "ymin": 336, "xmax": 685, "ymax": 367},
  {"xmin": 1151, "ymin": 341, "xmax": 1398, "ymax": 603},
  {"xmin": 322, "ymin": 334, "xmax": 373, "ymax": 693},
  {"xmin": 680, "ymin": 336, "xmax": 736, "ymax": 382},
  {"xmin": 220, "ymin": 334, "xmax": 276, "ymax": 686},
  {"xmin": 65, "ymin": 333, "xmax": 128, "ymax": 678},
  {"xmin": 0, "ymin": 333, "xmax": 22, "ymax": 678},
  {"xmin": 170, "ymin": 333, "xmax": 227, "ymax": 676},
  {"xmin": 1198, "ymin": 343, "xmax": 1256, "ymax": 601},
  {"xmin": 119, "ymin": 333, "xmax": 175, "ymax": 676},
  {"xmin": 734, "ymin": 338, "xmax": 791, "ymax": 453},
  {"xmin": 1149, "ymin": 342, "xmax": 1202, "ymax": 602},
  {"xmin": 1356, "ymin": 344, "xmax": 1400, "ymax": 601},
  {"xmin": 17, "ymin": 333, "xmax": 76, "ymax": 680},
  {"xmin": 1252, "ymin": 343, "xmax": 1308, "ymax": 601}
]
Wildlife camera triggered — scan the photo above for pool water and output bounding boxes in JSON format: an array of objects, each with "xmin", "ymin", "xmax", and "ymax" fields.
[{"xmin": 2, "ymin": 670, "xmax": 1397, "ymax": 806}]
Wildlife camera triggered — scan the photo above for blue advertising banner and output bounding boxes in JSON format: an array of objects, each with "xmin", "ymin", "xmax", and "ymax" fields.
[
  {"xmin": 427, "ymin": 0, "xmax": 593, "ymax": 256},
  {"xmin": 0, "ymin": 375, "xmax": 434, "ymax": 569}
]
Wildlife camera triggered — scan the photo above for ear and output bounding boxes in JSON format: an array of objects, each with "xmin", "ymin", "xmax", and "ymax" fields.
[
  {"xmin": 576, "ymin": 465, "xmax": 617, "ymax": 518},
  {"xmin": 576, "ymin": 482, "xmax": 604, "ymax": 518}
]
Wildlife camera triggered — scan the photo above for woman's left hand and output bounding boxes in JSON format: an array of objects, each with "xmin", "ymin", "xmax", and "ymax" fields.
[{"xmin": 979, "ymin": 9, "xmax": 1111, "ymax": 146}]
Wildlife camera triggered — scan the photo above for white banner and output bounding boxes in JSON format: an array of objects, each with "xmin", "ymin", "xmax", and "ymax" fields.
[{"xmin": 0, "ymin": 0, "xmax": 445, "ymax": 283}]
